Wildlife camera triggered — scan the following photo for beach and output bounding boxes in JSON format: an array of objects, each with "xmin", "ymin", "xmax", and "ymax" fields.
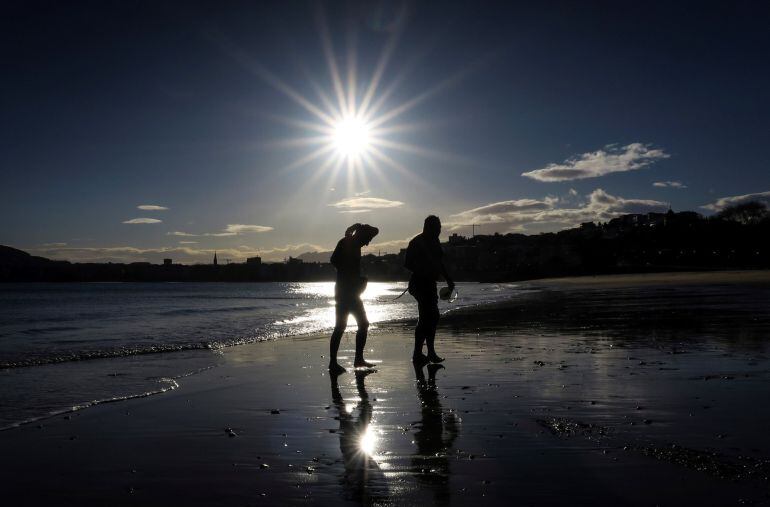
[{"xmin": 2, "ymin": 272, "xmax": 770, "ymax": 506}]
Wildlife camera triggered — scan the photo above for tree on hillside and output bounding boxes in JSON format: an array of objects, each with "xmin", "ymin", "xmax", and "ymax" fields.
[{"xmin": 715, "ymin": 201, "xmax": 768, "ymax": 224}]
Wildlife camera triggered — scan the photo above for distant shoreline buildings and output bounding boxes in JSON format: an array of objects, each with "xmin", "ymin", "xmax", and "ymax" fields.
[{"xmin": 2, "ymin": 205, "xmax": 769, "ymax": 283}]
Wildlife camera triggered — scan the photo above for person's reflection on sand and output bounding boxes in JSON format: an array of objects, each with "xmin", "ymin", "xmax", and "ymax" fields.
[
  {"xmin": 411, "ymin": 363, "xmax": 458, "ymax": 505},
  {"xmin": 329, "ymin": 370, "xmax": 388, "ymax": 504}
]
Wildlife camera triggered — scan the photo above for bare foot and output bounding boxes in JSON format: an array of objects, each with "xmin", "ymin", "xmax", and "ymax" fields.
[
  {"xmin": 354, "ymin": 358, "xmax": 376, "ymax": 368},
  {"xmin": 426, "ymin": 353, "xmax": 445, "ymax": 363},
  {"xmin": 328, "ymin": 362, "xmax": 346, "ymax": 374}
]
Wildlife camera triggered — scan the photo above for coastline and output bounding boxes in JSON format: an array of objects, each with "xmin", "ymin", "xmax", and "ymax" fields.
[
  {"xmin": 2, "ymin": 271, "xmax": 770, "ymax": 505},
  {"xmin": 529, "ymin": 269, "xmax": 770, "ymax": 288}
]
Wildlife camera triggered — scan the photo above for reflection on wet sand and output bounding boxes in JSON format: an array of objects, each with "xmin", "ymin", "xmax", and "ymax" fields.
[
  {"xmin": 411, "ymin": 363, "xmax": 459, "ymax": 505},
  {"xmin": 330, "ymin": 370, "xmax": 388, "ymax": 504}
]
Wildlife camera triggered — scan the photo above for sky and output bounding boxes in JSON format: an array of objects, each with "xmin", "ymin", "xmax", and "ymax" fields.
[{"xmin": 2, "ymin": 0, "xmax": 770, "ymax": 263}]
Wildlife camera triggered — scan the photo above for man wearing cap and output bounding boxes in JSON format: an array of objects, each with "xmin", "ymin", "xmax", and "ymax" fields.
[
  {"xmin": 405, "ymin": 215, "xmax": 455, "ymax": 364},
  {"xmin": 328, "ymin": 223, "xmax": 379, "ymax": 373}
]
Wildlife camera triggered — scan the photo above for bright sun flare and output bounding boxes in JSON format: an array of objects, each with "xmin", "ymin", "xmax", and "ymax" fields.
[
  {"xmin": 333, "ymin": 116, "xmax": 371, "ymax": 157},
  {"xmin": 245, "ymin": 7, "xmax": 464, "ymax": 190},
  {"xmin": 359, "ymin": 426, "xmax": 377, "ymax": 456}
]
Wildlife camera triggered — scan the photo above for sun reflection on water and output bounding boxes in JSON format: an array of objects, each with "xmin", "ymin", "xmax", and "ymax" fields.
[
  {"xmin": 278, "ymin": 282, "xmax": 409, "ymax": 331},
  {"xmin": 359, "ymin": 425, "xmax": 378, "ymax": 456}
]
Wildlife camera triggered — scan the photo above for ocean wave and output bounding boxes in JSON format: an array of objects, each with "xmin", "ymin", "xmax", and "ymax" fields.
[
  {"xmin": 0, "ymin": 283, "xmax": 525, "ymax": 370},
  {"xmin": 0, "ymin": 366, "xmax": 214, "ymax": 432},
  {"xmin": 20, "ymin": 326, "xmax": 82, "ymax": 335}
]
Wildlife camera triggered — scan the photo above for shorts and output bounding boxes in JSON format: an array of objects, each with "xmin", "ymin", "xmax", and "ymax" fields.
[{"xmin": 335, "ymin": 286, "xmax": 368, "ymax": 327}]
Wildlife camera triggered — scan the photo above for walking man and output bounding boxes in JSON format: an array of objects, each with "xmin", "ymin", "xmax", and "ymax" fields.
[
  {"xmin": 405, "ymin": 215, "xmax": 454, "ymax": 364},
  {"xmin": 328, "ymin": 223, "xmax": 379, "ymax": 373}
]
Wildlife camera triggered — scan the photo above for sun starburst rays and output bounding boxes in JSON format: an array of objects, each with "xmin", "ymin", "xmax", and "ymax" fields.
[{"xmin": 235, "ymin": 7, "xmax": 474, "ymax": 200}]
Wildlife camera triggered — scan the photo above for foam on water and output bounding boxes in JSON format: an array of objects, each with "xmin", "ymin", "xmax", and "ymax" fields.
[{"xmin": 0, "ymin": 281, "xmax": 524, "ymax": 428}]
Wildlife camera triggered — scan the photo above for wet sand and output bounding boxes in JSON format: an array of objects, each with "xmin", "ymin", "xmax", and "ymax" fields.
[{"xmin": 2, "ymin": 271, "xmax": 770, "ymax": 506}]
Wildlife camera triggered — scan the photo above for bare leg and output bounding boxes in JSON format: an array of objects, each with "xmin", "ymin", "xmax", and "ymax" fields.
[
  {"xmin": 425, "ymin": 304, "xmax": 444, "ymax": 363},
  {"xmin": 329, "ymin": 302, "xmax": 348, "ymax": 373},
  {"xmin": 412, "ymin": 298, "xmax": 429, "ymax": 363},
  {"xmin": 413, "ymin": 323, "xmax": 428, "ymax": 363},
  {"xmin": 352, "ymin": 298, "xmax": 374, "ymax": 368}
]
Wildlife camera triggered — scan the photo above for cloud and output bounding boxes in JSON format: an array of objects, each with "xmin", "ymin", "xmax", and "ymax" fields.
[
  {"xmin": 221, "ymin": 224, "xmax": 274, "ymax": 234},
  {"xmin": 368, "ymin": 236, "xmax": 414, "ymax": 253},
  {"xmin": 449, "ymin": 198, "xmax": 559, "ymax": 225},
  {"xmin": 167, "ymin": 225, "xmax": 274, "ymax": 237},
  {"xmin": 253, "ymin": 243, "xmax": 326, "ymax": 261},
  {"xmin": 449, "ymin": 189, "xmax": 669, "ymax": 232},
  {"xmin": 339, "ymin": 209, "xmax": 372, "ymax": 214},
  {"xmin": 178, "ymin": 241, "xmax": 198, "ymax": 244},
  {"xmin": 31, "ymin": 245, "xmax": 212, "ymax": 264},
  {"xmin": 31, "ymin": 242, "xmax": 322, "ymax": 264},
  {"xmin": 522, "ymin": 143, "xmax": 669, "ymax": 182},
  {"xmin": 332, "ymin": 197, "xmax": 404, "ymax": 210},
  {"xmin": 653, "ymin": 181, "xmax": 687, "ymax": 188},
  {"xmin": 41, "ymin": 242, "xmax": 67, "ymax": 247},
  {"xmin": 137, "ymin": 204, "xmax": 169, "ymax": 210},
  {"xmin": 701, "ymin": 190, "xmax": 770, "ymax": 212},
  {"xmin": 123, "ymin": 218, "xmax": 162, "ymax": 224}
]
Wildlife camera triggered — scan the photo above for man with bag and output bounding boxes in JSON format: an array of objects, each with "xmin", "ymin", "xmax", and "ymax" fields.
[{"xmin": 405, "ymin": 215, "xmax": 455, "ymax": 364}]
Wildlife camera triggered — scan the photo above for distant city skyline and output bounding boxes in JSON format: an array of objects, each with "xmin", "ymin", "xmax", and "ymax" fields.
[{"xmin": 3, "ymin": 1, "xmax": 769, "ymax": 263}]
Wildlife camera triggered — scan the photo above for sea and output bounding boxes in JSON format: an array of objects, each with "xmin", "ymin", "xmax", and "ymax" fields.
[{"xmin": 0, "ymin": 281, "xmax": 522, "ymax": 430}]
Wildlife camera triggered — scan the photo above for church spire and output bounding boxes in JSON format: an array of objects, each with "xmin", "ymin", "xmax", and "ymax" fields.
[{"xmin": 213, "ymin": 251, "xmax": 218, "ymax": 266}]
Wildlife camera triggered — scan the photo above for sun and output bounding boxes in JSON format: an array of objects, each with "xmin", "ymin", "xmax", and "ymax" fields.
[
  {"xmin": 234, "ymin": 5, "xmax": 469, "ymax": 192},
  {"xmin": 333, "ymin": 116, "xmax": 371, "ymax": 157}
]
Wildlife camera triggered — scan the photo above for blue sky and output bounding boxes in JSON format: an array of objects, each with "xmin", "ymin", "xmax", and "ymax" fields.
[{"xmin": 2, "ymin": 1, "xmax": 769, "ymax": 263}]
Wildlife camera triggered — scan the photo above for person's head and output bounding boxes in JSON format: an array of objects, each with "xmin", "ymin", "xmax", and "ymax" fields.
[
  {"xmin": 423, "ymin": 215, "xmax": 441, "ymax": 238},
  {"xmin": 350, "ymin": 224, "xmax": 379, "ymax": 246}
]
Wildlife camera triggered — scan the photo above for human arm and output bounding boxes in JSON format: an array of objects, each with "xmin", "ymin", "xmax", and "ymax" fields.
[
  {"xmin": 438, "ymin": 259, "xmax": 454, "ymax": 290},
  {"xmin": 345, "ymin": 223, "xmax": 361, "ymax": 237}
]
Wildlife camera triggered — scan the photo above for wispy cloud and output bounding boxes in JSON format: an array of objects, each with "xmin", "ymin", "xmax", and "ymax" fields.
[
  {"xmin": 701, "ymin": 190, "xmax": 770, "ymax": 212},
  {"xmin": 338, "ymin": 209, "xmax": 372, "ymax": 214},
  {"xmin": 653, "ymin": 181, "xmax": 687, "ymax": 188},
  {"xmin": 522, "ymin": 143, "xmax": 669, "ymax": 182},
  {"xmin": 41, "ymin": 242, "xmax": 67, "ymax": 247},
  {"xmin": 123, "ymin": 218, "xmax": 162, "ymax": 224},
  {"xmin": 137, "ymin": 204, "xmax": 169, "ymax": 210},
  {"xmin": 221, "ymin": 224, "xmax": 274, "ymax": 234},
  {"xmin": 253, "ymin": 243, "xmax": 326, "ymax": 261},
  {"xmin": 368, "ymin": 236, "xmax": 414, "ymax": 253},
  {"xmin": 178, "ymin": 241, "xmax": 198, "ymax": 244},
  {"xmin": 166, "ymin": 224, "xmax": 274, "ymax": 237},
  {"xmin": 32, "ymin": 242, "xmax": 322, "ymax": 264},
  {"xmin": 450, "ymin": 198, "xmax": 559, "ymax": 225},
  {"xmin": 332, "ymin": 197, "xmax": 404, "ymax": 210},
  {"xmin": 449, "ymin": 189, "xmax": 668, "ymax": 231}
]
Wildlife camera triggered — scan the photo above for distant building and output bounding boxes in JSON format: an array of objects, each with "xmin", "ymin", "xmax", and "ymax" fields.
[
  {"xmin": 163, "ymin": 258, "xmax": 172, "ymax": 266},
  {"xmin": 213, "ymin": 251, "xmax": 218, "ymax": 266},
  {"xmin": 246, "ymin": 256, "xmax": 262, "ymax": 265},
  {"xmin": 448, "ymin": 233, "xmax": 464, "ymax": 244}
]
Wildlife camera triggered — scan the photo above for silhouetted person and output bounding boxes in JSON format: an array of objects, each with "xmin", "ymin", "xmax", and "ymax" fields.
[
  {"xmin": 412, "ymin": 363, "xmax": 458, "ymax": 505},
  {"xmin": 329, "ymin": 369, "xmax": 388, "ymax": 503},
  {"xmin": 329, "ymin": 223, "xmax": 379, "ymax": 373},
  {"xmin": 405, "ymin": 215, "xmax": 454, "ymax": 364}
]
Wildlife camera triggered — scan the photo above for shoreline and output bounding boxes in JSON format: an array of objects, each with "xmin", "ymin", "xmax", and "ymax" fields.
[
  {"xmin": 2, "ymin": 272, "xmax": 770, "ymax": 504},
  {"xmin": 3, "ymin": 270, "xmax": 770, "ymax": 431}
]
